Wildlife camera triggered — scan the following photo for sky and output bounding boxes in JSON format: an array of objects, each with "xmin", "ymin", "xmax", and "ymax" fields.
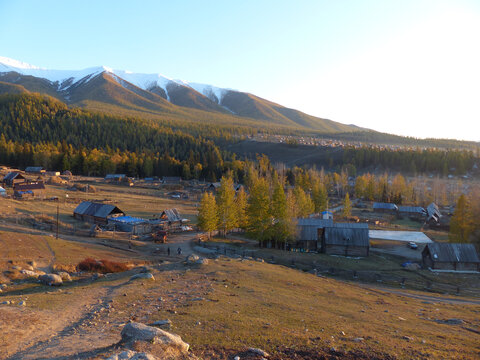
[{"xmin": 1, "ymin": 0, "xmax": 479, "ymax": 141}]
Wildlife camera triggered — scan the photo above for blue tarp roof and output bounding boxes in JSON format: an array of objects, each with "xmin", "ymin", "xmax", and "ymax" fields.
[{"xmin": 109, "ymin": 216, "xmax": 147, "ymax": 224}]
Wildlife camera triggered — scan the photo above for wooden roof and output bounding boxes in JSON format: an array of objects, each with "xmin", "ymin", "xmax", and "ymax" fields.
[
  {"xmin": 422, "ymin": 243, "xmax": 479, "ymax": 263},
  {"xmin": 74, "ymin": 201, "xmax": 125, "ymax": 219},
  {"xmin": 323, "ymin": 227, "xmax": 369, "ymax": 247}
]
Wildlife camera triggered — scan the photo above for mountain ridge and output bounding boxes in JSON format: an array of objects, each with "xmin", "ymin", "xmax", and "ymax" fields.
[{"xmin": 0, "ymin": 56, "xmax": 362, "ymax": 133}]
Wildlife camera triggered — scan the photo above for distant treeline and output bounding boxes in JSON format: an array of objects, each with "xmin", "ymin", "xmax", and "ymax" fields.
[
  {"xmin": 0, "ymin": 93, "xmax": 478, "ymax": 180},
  {"xmin": 0, "ymin": 94, "xmax": 237, "ymax": 180},
  {"xmin": 339, "ymin": 146, "xmax": 477, "ymax": 176}
]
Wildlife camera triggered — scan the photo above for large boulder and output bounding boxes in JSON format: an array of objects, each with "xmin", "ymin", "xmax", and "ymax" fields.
[
  {"xmin": 121, "ymin": 322, "xmax": 189, "ymax": 353},
  {"xmin": 186, "ymin": 254, "xmax": 200, "ymax": 264},
  {"xmin": 39, "ymin": 274, "xmax": 63, "ymax": 286},
  {"xmin": 56, "ymin": 271, "xmax": 72, "ymax": 282},
  {"xmin": 186, "ymin": 254, "xmax": 209, "ymax": 265}
]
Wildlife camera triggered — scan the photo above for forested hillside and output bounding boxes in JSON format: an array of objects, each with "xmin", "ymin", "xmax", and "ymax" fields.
[{"xmin": 0, "ymin": 93, "xmax": 234, "ymax": 180}]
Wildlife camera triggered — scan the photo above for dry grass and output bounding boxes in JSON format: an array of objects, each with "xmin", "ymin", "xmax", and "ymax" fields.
[{"xmin": 105, "ymin": 259, "xmax": 480, "ymax": 359}]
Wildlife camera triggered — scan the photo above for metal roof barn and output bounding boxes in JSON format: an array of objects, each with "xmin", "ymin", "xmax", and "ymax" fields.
[
  {"xmin": 422, "ymin": 243, "xmax": 480, "ymax": 271},
  {"xmin": 373, "ymin": 202, "xmax": 398, "ymax": 211},
  {"xmin": 398, "ymin": 206, "xmax": 426, "ymax": 215},
  {"xmin": 321, "ymin": 226, "xmax": 370, "ymax": 257},
  {"xmin": 74, "ymin": 201, "xmax": 125, "ymax": 224}
]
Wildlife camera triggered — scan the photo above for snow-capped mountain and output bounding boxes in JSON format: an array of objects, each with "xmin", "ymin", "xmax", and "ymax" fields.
[
  {"xmin": 0, "ymin": 56, "xmax": 360, "ymax": 132},
  {"xmin": 0, "ymin": 56, "xmax": 230, "ymax": 106}
]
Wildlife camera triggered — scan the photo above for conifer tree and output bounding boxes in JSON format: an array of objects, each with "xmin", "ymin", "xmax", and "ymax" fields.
[
  {"xmin": 197, "ymin": 192, "xmax": 218, "ymax": 239},
  {"xmin": 235, "ymin": 187, "xmax": 249, "ymax": 231},
  {"xmin": 449, "ymin": 194, "xmax": 473, "ymax": 242},
  {"xmin": 247, "ymin": 176, "xmax": 271, "ymax": 243},
  {"xmin": 216, "ymin": 175, "xmax": 237, "ymax": 236},
  {"xmin": 294, "ymin": 186, "xmax": 314, "ymax": 217},
  {"xmin": 312, "ymin": 182, "xmax": 328, "ymax": 213},
  {"xmin": 343, "ymin": 192, "xmax": 352, "ymax": 218},
  {"xmin": 271, "ymin": 176, "xmax": 288, "ymax": 244}
]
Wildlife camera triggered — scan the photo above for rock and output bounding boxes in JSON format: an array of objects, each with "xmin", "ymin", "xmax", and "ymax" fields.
[
  {"xmin": 150, "ymin": 319, "xmax": 172, "ymax": 330},
  {"xmin": 191, "ymin": 297, "xmax": 204, "ymax": 301},
  {"xmin": 402, "ymin": 336, "xmax": 414, "ymax": 341},
  {"xmin": 27, "ymin": 260, "xmax": 37, "ymax": 268},
  {"xmin": 195, "ymin": 258, "xmax": 209, "ymax": 265},
  {"xmin": 340, "ymin": 331, "xmax": 346, "ymax": 336},
  {"xmin": 247, "ymin": 348, "xmax": 270, "ymax": 357},
  {"xmin": 107, "ymin": 350, "xmax": 157, "ymax": 360},
  {"xmin": 1, "ymin": 301, "xmax": 11, "ymax": 305},
  {"xmin": 39, "ymin": 274, "xmax": 63, "ymax": 286},
  {"xmin": 0, "ymin": 284, "xmax": 7, "ymax": 290},
  {"xmin": 25, "ymin": 265, "xmax": 34, "ymax": 271},
  {"xmin": 12, "ymin": 265, "xmax": 22, "ymax": 270},
  {"xmin": 234, "ymin": 356, "xmax": 240, "ymax": 360},
  {"xmin": 130, "ymin": 273, "xmax": 155, "ymax": 281},
  {"xmin": 186, "ymin": 254, "xmax": 200, "ymax": 264},
  {"xmin": 19, "ymin": 300, "xmax": 26, "ymax": 307},
  {"xmin": 121, "ymin": 322, "xmax": 189, "ymax": 353},
  {"xmin": 56, "ymin": 272, "xmax": 72, "ymax": 282},
  {"xmin": 352, "ymin": 337, "xmax": 364, "ymax": 342}
]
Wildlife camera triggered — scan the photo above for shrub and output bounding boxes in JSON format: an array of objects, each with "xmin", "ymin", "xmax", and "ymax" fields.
[{"xmin": 77, "ymin": 258, "xmax": 129, "ymax": 273}]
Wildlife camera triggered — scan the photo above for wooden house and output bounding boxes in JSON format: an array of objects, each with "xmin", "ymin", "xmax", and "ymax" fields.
[
  {"xmin": 373, "ymin": 202, "xmax": 398, "ymax": 213},
  {"xmin": 25, "ymin": 166, "xmax": 45, "ymax": 175},
  {"xmin": 426, "ymin": 203, "xmax": 441, "ymax": 224},
  {"xmin": 162, "ymin": 176, "xmax": 182, "ymax": 185},
  {"xmin": 422, "ymin": 243, "xmax": 479, "ymax": 271},
  {"xmin": 104, "ymin": 174, "xmax": 127, "ymax": 182},
  {"xmin": 321, "ymin": 224, "xmax": 369, "ymax": 257},
  {"xmin": 296, "ymin": 218, "xmax": 334, "ymax": 250},
  {"xmin": 398, "ymin": 206, "xmax": 426, "ymax": 220},
  {"xmin": 13, "ymin": 182, "xmax": 46, "ymax": 199},
  {"xmin": 73, "ymin": 201, "xmax": 125, "ymax": 225},
  {"xmin": 108, "ymin": 216, "xmax": 152, "ymax": 235},
  {"xmin": 3, "ymin": 172, "xmax": 26, "ymax": 187}
]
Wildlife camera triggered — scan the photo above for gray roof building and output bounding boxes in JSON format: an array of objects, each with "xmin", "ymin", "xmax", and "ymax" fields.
[
  {"xmin": 373, "ymin": 202, "xmax": 398, "ymax": 211},
  {"xmin": 321, "ymin": 226, "xmax": 370, "ymax": 257},
  {"xmin": 74, "ymin": 201, "xmax": 125, "ymax": 224},
  {"xmin": 422, "ymin": 243, "xmax": 479, "ymax": 271}
]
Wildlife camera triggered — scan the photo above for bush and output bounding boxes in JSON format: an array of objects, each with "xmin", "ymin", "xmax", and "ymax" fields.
[{"xmin": 77, "ymin": 258, "xmax": 129, "ymax": 273}]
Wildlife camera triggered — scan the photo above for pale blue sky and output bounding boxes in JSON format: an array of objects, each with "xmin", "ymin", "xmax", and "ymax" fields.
[{"xmin": 1, "ymin": 0, "xmax": 479, "ymax": 140}]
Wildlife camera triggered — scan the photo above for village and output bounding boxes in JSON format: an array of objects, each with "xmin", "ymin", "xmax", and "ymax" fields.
[
  {"xmin": 1, "ymin": 165, "xmax": 480, "ymax": 359},
  {"xmin": 1, "ymin": 165, "xmax": 479, "ymax": 293}
]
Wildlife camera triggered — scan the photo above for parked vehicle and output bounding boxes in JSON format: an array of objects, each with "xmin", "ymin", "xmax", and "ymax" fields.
[{"xmin": 408, "ymin": 241, "xmax": 418, "ymax": 250}]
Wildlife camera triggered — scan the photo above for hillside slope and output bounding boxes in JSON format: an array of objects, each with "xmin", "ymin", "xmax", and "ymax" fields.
[{"xmin": 0, "ymin": 56, "xmax": 362, "ymax": 133}]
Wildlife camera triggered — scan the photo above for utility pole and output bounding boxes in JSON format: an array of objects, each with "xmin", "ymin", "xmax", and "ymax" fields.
[{"xmin": 56, "ymin": 200, "xmax": 59, "ymax": 240}]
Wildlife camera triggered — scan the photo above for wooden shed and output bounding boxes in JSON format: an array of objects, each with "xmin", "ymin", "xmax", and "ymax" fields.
[
  {"xmin": 296, "ymin": 218, "xmax": 334, "ymax": 250},
  {"xmin": 13, "ymin": 182, "xmax": 46, "ymax": 199},
  {"xmin": 398, "ymin": 206, "xmax": 426, "ymax": 220},
  {"xmin": 426, "ymin": 203, "xmax": 441, "ymax": 224},
  {"xmin": 373, "ymin": 202, "xmax": 398, "ymax": 213},
  {"xmin": 422, "ymin": 243, "xmax": 479, "ymax": 271},
  {"xmin": 73, "ymin": 201, "xmax": 125, "ymax": 225},
  {"xmin": 25, "ymin": 166, "xmax": 45, "ymax": 175},
  {"xmin": 321, "ymin": 224, "xmax": 369, "ymax": 257},
  {"xmin": 3, "ymin": 172, "xmax": 26, "ymax": 187}
]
